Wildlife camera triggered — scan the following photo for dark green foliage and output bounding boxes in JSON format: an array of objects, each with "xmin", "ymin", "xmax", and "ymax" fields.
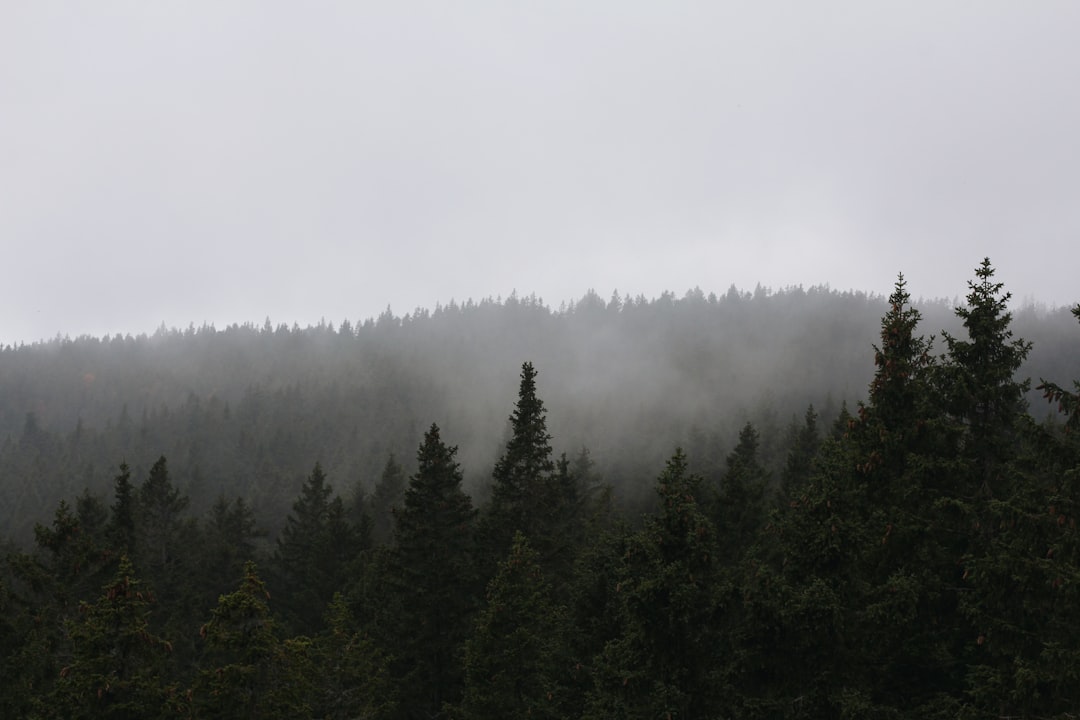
[
  {"xmin": 53, "ymin": 556, "xmax": 172, "ymax": 720},
  {"xmin": 1, "ymin": 265, "xmax": 1079, "ymax": 719},
  {"xmin": 311, "ymin": 592, "xmax": 395, "ymax": 720},
  {"xmin": 132, "ymin": 457, "xmax": 204, "ymax": 678},
  {"xmin": 743, "ymin": 431, "xmax": 868, "ymax": 716},
  {"xmin": 957, "ymin": 302, "xmax": 1080, "ymax": 718},
  {"xmin": 714, "ymin": 422, "xmax": 769, "ymax": 563},
  {"xmin": 193, "ymin": 562, "xmax": 312, "ymax": 719},
  {"xmin": 202, "ymin": 494, "xmax": 261, "ymax": 601},
  {"xmin": 483, "ymin": 363, "xmax": 598, "ymax": 592},
  {"xmin": 940, "ymin": 258, "xmax": 1033, "ymax": 496},
  {"xmin": 369, "ymin": 453, "xmax": 407, "ymax": 545},
  {"xmin": 108, "ymin": 463, "xmax": 136, "ymax": 557},
  {"xmin": 586, "ymin": 449, "xmax": 730, "ymax": 719},
  {"xmin": 386, "ymin": 423, "xmax": 478, "ymax": 719},
  {"xmin": 779, "ymin": 404, "xmax": 820, "ymax": 502},
  {"xmin": 485, "ymin": 362, "xmax": 557, "ymax": 556},
  {"xmin": 272, "ymin": 462, "xmax": 361, "ymax": 635},
  {"xmin": 458, "ymin": 532, "xmax": 568, "ymax": 719},
  {"xmin": 136, "ymin": 457, "xmax": 189, "ymax": 573}
]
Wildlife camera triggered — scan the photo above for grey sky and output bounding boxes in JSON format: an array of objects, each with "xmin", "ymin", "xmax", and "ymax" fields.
[{"xmin": 3, "ymin": 1, "xmax": 1078, "ymax": 344}]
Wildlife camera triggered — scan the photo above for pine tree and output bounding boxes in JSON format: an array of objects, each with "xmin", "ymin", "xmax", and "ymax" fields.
[
  {"xmin": 311, "ymin": 592, "xmax": 395, "ymax": 720},
  {"xmin": 958, "ymin": 302, "xmax": 1080, "ymax": 717},
  {"xmin": 108, "ymin": 463, "xmax": 136, "ymax": 558},
  {"xmin": 53, "ymin": 556, "xmax": 172, "ymax": 720},
  {"xmin": 586, "ymin": 449, "xmax": 729, "ymax": 719},
  {"xmin": 370, "ymin": 453, "xmax": 407, "ymax": 545},
  {"xmin": 272, "ymin": 462, "xmax": 359, "ymax": 635},
  {"xmin": 458, "ymin": 532, "xmax": 568, "ymax": 719},
  {"xmin": 486, "ymin": 362, "xmax": 556, "ymax": 553},
  {"xmin": 743, "ymin": 428, "xmax": 870, "ymax": 716},
  {"xmin": 483, "ymin": 362, "xmax": 588, "ymax": 587},
  {"xmin": 714, "ymin": 422, "xmax": 769, "ymax": 563},
  {"xmin": 845, "ymin": 275, "xmax": 967, "ymax": 714},
  {"xmin": 194, "ymin": 562, "xmax": 313, "ymax": 719},
  {"xmin": 136, "ymin": 456, "xmax": 190, "ymax": 575},
  {"xmin": 134, "ymin": 456, "xmax": 202, "ymax": 678},
  {"xmin": 779, "ymin": 404, "xmax": 821, "ymax": 502},
  {"xmin": 1, "ymin": 501, "xmax": 114, "ymax": 718},
  {"xmin": 940, "ymin": 258, "xmax": 1032, "ymax": 497},
  {"xmin": 202, "ymin": 495, "xmax": 261, "ymax": 602},
  {"xmin": 387, "ymin": 423, "xmax": 478, "ymax": 718}
]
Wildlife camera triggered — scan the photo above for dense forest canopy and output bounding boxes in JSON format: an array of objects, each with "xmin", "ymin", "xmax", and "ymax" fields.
[
  {"xmin": 2, "ymin": 281, "xmax": 1077, "ymax": 542},
  {"xmin": 2, "ymin": 261, "xmax": 1080, "ymax": 718}
]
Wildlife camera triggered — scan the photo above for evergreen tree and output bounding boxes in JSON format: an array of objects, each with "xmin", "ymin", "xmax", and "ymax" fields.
[
  {"xmin": 370, "ymin": 453, "xmax": 407, "ymax": 545},
  {"xmin": 483, "ymin": 362, "xmax": 588, "ymax": 587},
  {"xmin": 272, "ymin": 462, "xmax": 359, "ymax": 635},
  {"xmin": 958, "ymin": 302, "xmax": 1080, "ymax": 717},
  {"xmin": 202, "ymin": 495, "xmax": 261, "ymax": 602},
  {"xmin": 75, "ymin": 489, "xmax": 109, "ymax": 552},
  {"xmin": 387, "ymin": 423, "xmax": 478, "ymax": 719},
  {"xmin": 742, "ymin": 428, "xmax": 870, "ymax": 716},
  {"xmin": 1, "ymin": 501, "xmax": 114, "ymax": 718},
  {"xmin": 136, "ymin": 456, "xmax": 190, "ymax": 576},
  {"xmin": 458, "ymin": 532, "xmax": 568, "ymax": 719},
  {"xmin": 486, "ymin": 362, "xmax": 556, "ymax": 555},
  {"xmin": 779, "ymin": 405, "xmax": 821, "ymax": 502},
  {"xmin": 586, "ymin": 449, "xmax": 729, "ymax": 719},
  {"xmin": 846, "ymin": 275, "xmax": 967, "ymax": 714},
  {"xmin": 134, "ymin": 456, "xmax": 202, "ymax": 679},
  {"xmin": 940, "ymin": 258, "xmax": 1032, "ymax": 497},
  {"xmin": 311, "ymin": 592, "xmax": 395, "ymax": 720},
  {"xmin": 194, "ymin": 562, "xmax": 313, "ymax": 719},
  {"xmin": 714, "ymin": 422, "xmax": 769, "ymax": 563},
  {"xmin": 53, "ymin": 556, "xmax": 172, "ymax": 720},
  {"xmin": 108, "ymin": 463, "xmax": 136, "ymax": 558}
]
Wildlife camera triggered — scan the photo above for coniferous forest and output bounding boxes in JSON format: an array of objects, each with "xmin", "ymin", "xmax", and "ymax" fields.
[{"xmin": 2, "ymin": 259, "xmax": 1080, "ymax": 718}]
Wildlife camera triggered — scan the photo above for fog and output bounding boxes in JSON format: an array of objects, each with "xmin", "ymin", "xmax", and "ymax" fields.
[
  {"xmin": 2, "ymin": 280, "xmax": 1078, "ymax": 542},
  {"xmin": 3, "ymin": 2, "xmax": 1079, "ymax": 345}
]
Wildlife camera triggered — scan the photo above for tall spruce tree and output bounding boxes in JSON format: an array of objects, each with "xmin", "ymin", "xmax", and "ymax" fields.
[
  {"xmin": 486, "ymin": 362, "xmax": 556, "ymax": 552},
  {"xmin": 387, "ymin": 423, "xmax": 478, "ymax": 719},
  {"xmin": 458, "ymin": 532, "xmax": 568, "ymax": 720},
  {"xmin": 202, "ymin": 495, "xmax": 261, "ymax": 603},
  {"xmin": 958, "ymin": 302, "xmax": 1080, "ymax": 717},
  {"xmin": 714, "ymin": 422, "xmax": 769, "ymax": 563},
  {"xmin": 586, "ymin": 449, "xmax": 729, "ymax": 719},
  {"xmin": 779, "ymin": 405, "xmax": 821, "ymax": 499},
  {"xmin": 370, "ymin": 453, "xmax": 407, "ymax": 545},
  {"xmin": 940, "ymin": 258, "xmax": 1032, "ymax": 497},
  {"xmin": 108, "ymin": 463, "xmax": 136, "ymax": 558},
  {"xmin": 848, "ymin": 275, "xmax": 965, "ymax": 715},
  {"xmin": 311, "ymin": 592, "xmax": 395, "ymax": 720},
  {"xmin": 272, "ymin": 462, "xmax": 359, "ymax": 635},
  {"xmin": 53, "ymin": 556, "xmax": 172, "ymax": 720},
  {"xmin": 136, "ymin": 456, "xmax": 189, "ymax": 574},
  {"xmin": 483, "ymin": 361, "xmax": 589, "ymax": 587},
  {"xmin": 194, "ymin": 562, "xmax": 313, "ymax": 719}
]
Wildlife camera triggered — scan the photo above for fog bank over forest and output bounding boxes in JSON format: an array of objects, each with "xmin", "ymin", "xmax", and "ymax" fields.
[{"xmin": 2, "ymin": 281, "xmax": 1078, "ymax": 541}]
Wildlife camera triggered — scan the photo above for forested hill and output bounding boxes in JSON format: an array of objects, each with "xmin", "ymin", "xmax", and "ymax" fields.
[
  {"xmin": 4, "ymin": 263, "xmax": 1080, "ymax": 717},
  {"xmin": 2, "ymin": 282, "xmax": 1078, "ymax": 542}
]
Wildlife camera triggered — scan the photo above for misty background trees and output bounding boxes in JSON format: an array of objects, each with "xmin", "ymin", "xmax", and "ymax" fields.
[
  {"xmin": 2, "ymin": 281, "xmax": 1077, "ymax": 544},
  {"xmin": 2, "ymin": 264, "xmax": 1080, "ymax": 718}
]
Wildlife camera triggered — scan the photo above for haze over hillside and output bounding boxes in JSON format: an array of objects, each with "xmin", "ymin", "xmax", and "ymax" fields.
[
  {"xmin": 2, "ymin": 278, "xmax": 1077, "ymax": 542},
  {"xmin": 4, "ymin": 3, "xmax": 1079, "ymax": 345}
]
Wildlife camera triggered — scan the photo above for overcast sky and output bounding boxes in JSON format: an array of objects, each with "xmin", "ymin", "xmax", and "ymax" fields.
[{"xmin": 2, "ymin": 1, "xmax": 1078, "ymax": 344}]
